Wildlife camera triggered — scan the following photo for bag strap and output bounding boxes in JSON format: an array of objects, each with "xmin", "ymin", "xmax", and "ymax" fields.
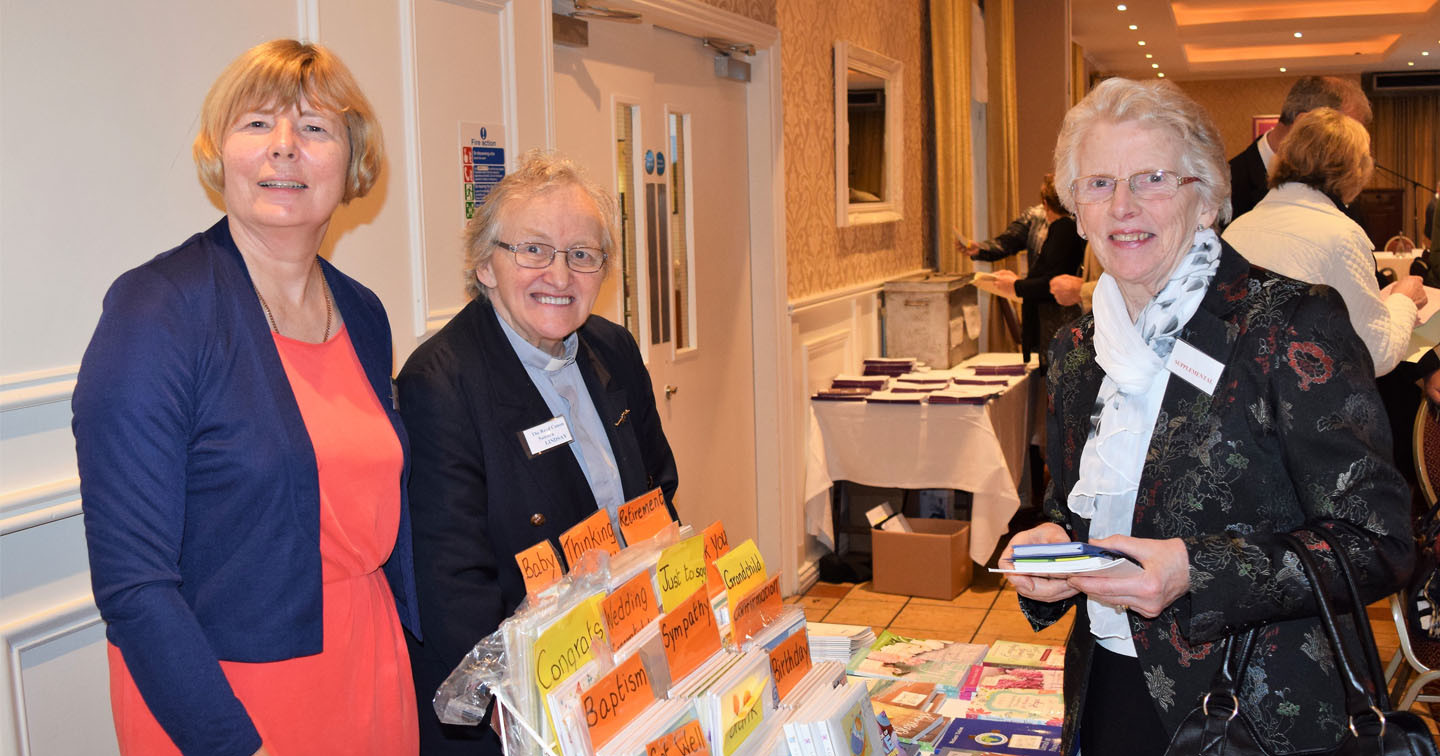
[
  {"xmin": 1274, "ymin": 531, "xmax": 1378, "ymax": 721},
  {"xmin": 1304, "ymin": 525, "xmax": 1393, "ymax": 710}
]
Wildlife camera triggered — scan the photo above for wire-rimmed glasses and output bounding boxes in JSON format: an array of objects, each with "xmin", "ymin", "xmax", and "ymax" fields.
[
  {"xmin": 493, "ymin": 240, "xmax": 608, "ymax": 273},
  {"xmin": 1071, "ymin": 170, "xmax": 1202, "ymax": 204}
]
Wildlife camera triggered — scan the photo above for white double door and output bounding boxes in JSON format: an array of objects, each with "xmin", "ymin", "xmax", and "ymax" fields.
[{"xmin": 554, "ymin": 18, "xmax": 759, "ymax": 544}]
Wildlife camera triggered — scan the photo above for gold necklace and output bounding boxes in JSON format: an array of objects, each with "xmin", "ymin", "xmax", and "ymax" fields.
[{"xmin": 254, "ymin": 258, "xmax": 333, "ymax": 341}]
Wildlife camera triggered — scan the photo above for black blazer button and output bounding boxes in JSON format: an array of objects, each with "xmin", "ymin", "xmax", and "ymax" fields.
[{"xmin": 530, "ymin": 513, "xmax": 546, "ymax": 526}]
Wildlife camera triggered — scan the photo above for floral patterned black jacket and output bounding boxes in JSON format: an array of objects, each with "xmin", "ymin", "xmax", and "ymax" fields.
[{"xmin": 1020, "ymin": 241, "xmax": 1414, "ymax": 754}]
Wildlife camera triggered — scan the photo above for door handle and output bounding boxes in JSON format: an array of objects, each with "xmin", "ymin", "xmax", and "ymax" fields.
[{"xmin": 664, "ymin": 384, "xmax": 679, "ymax": 398}]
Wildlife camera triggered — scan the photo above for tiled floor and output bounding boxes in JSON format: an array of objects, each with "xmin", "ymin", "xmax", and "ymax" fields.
[{"xmin": 793, "ymin": 570, "xmax": 1440, "ymax": 739}]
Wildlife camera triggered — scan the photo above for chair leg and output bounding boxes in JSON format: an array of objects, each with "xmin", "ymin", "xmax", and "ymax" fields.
[{"xmin": 1399, "ymin": 668, "xmax": 1440, "ymax": 710}]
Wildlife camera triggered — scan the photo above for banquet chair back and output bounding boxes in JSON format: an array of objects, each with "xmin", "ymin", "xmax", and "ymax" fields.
[{"xmin": 1383, "ymin": 402, "xmax": 1440, "ymax": 708}]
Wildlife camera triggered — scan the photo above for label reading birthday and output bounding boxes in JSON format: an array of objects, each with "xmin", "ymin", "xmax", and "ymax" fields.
[{"xmin": 767, "ymin": 629, "xmax": 812, "ymax": 700}]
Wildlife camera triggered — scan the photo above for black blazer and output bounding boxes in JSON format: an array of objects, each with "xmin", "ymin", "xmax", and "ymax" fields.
[
  {"xmin": 398, "ymin": 298, "xmax": 678, "ymax": 754},
  {"xmin": 1228, "ymin": 136, "xmax": 1268, "ymax": 223},
  {"xmin": 1011, "ymin": 215, "xmax": 1085, "ymax": 362}
]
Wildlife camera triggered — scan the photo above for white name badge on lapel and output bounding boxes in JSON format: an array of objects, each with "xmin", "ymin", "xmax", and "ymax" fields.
[
  {"xmin": 1165, "ymin": 339, "xmax": 1224, "ymax": 395},
  {"xmin": 520, "ymin": 416, "xmax": 574, "ymax": 458}
]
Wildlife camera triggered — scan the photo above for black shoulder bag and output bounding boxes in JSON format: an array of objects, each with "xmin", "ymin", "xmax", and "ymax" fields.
[{"xmin": 1164, "ymin": 528, "xmax": 1438, "ymax": 755}]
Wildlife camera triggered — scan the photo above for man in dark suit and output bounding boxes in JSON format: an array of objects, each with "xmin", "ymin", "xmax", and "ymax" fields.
[{"xmin": 1227, "ymin": 76, "xmax": 1373, "ymax": 223}]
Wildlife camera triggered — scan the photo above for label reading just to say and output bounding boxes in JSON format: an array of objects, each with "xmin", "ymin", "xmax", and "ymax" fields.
[{"xmin": 657, "ymin": 535, "xmax": 708, "ymax": 613}]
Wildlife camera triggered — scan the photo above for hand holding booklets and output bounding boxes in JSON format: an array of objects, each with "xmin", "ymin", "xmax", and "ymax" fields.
[{"xmin": 992, "ymin": 542, "xmax": 1142, "ymax": 577}]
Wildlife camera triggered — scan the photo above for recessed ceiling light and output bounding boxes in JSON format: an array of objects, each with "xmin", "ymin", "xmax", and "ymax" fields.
[
  {"xmin": 1117, "ymin": 4, "xmax": 1127, "ymax": 10},
  {"xmin": 1152, "ymin": 63, "xmax": 1160, "ymax": 68},
  {"xmin": 1424, "ymin": 51, "xmax": 1431, "ymax": 56},
  {"xmin": 1157, "ymin": 72, "xmax": 1166, "ymax": 78},
  {"xmin": 1129, "ymin": 24, "xmax": 1138, "ymax": 30},
  {"xmin": 1279, "ymin": 67, "xmax": 1287, "ymax": 72},
  {"xmin": 1294, "ymin": 32, "xmax": 1303, "ymax": 38},
  {"xmin": 1145, "ymin": 54, "xmax": 1153, "ymax": 59},
  {"xmin": 1409, "ymin": 61, "xmax": 1416, "ymax": 66},
  {"xmin": 1138, "ymin": 40, "xmax": 1146, "ymax": 46}
]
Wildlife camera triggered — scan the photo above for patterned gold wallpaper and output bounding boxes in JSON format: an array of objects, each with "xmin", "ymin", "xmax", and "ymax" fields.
[
  {"xmin": 779, "ymin": 0, "xmax": 935, "ymax": 300},
  {"xmin": 696, "ymin": 0, "xmax": 776, "ymax": 25}
]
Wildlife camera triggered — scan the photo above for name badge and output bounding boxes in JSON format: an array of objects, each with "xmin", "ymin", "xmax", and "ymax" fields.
[
  {"xmin": 1166, "ymin": 339, "xmax": 1224, "ymax": 395},
  {"xmin": 520, "ymin": 416, "xmax": 574, "ymax": 458}
]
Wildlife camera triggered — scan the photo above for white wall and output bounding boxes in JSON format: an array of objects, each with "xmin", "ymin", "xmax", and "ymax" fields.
[{"xmin": 0, "ymin": 1, "xmax": 550, "ymax": 752}]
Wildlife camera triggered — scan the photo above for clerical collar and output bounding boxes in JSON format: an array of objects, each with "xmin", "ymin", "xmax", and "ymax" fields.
[{"xmin": 494, "ymin": 309, "xmax": 579, "ymax": 372}]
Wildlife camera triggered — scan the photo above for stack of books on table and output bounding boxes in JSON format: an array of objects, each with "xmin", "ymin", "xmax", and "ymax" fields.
[
  {"xmin": 806, "ymin": 623, "xmax": 876, "ymax": 663},
  {"xmin": 862, "ymin": 357, "xmax": 918, "ymax": 377},
  {"xmin": 926, "ymin": 383, "xmax": 1005, "ymax": 405},
  {"xmin": 846, "ymin": 632, "xmax": 987, "ymax": 696},
  {"xmin": 814, "ymin": 374, "xmax": 888, "ymax": 401},
  {"xmin": 964, "ymin": 354, "xmax": 1030, "ymax": 377}
]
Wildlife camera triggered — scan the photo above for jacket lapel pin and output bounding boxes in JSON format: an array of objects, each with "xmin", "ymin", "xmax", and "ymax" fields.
[{"xmin": 614, "ymin": 408, "xmax": 630, "ymax": 427}]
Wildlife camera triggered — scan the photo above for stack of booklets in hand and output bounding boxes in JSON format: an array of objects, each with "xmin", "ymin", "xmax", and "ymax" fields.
[
  {"xmin": 806, "ymin": 623, "xmax": 875, "ymax": 663},
  {"xmin": 994, "ymin": 542, "xmax": 1143, "ymax": 577},
  {"xmin": 846, "ymin": 631, "xmax": 987, "ymax": 695}
]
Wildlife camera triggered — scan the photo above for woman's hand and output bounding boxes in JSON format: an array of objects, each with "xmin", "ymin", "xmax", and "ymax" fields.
[
  {"xmin": 1050, "ymin": 274, "xmax": 1084, "ymax": 306},
  {"xmin": 1394, "ymin": 275, "xmax": 1428, "ymax": 309},
  {"xmin": 1001, "ymin": 523, "xmax": 1081, "ymax": 603},
  {"xmin": 1067, "ymin": 535, "xmax": 1190, "ymax": 618},
  {"xmin": 990, "ymin": 269, "xmax": 1020, "ymax": 300}
]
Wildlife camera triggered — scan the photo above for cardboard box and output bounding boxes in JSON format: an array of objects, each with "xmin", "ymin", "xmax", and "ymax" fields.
[{"xmin": 871, "ymin": 519, "xmax": 971, "ymax": 599}]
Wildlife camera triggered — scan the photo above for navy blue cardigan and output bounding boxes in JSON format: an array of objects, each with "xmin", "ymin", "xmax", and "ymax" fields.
[{"xmin": 73, "ymin": 218, "xmax": 420, "ymax": 756}]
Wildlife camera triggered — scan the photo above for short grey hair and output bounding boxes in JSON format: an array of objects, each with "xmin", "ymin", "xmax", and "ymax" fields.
[
  {"xmin": 462, "ymin": 149, "xmax": 619, "ymax": 300},
  {"xmin": 1280, "ymin": 75, "xmax": 1371, "ymax": 126},
  {"xmin": 1053, "ymin": 77, "xmax": 1231, "ymax": 226}
]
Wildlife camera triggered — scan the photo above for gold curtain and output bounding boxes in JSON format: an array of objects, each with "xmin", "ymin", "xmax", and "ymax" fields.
[
  {"xmin": 1070, "ymin": 42, "xmax": 1087, "ymax": 107},
  {"xmin": 984, "ymin": 0, "xmax": 1021, "ymax": 352},
  {"xmin": 1369, "ymin": 93, "xmax": 1440, "ymax": 242},
  {"xmin": 930, "ymin": 0, "xmax": 973, "ymax": 273}
]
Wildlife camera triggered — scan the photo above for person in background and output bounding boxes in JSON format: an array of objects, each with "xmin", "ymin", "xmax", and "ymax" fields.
[
  {"xmin": 399, "ymin": 150, "xmax": 678, "ymax": 755},
  {"xmin": 960, "ymin": 194, "xmax": 1049, "ymax": 267},
  {"xmin": 74, "ymin": 40, "xmax": 419, "ymax": 756},
  {"xmin": 1227, "ymin": 75, "xmax": 1372, "ymax": 224},
  {"xmin": 1004, "ymin": 77, "xmax": 1412, "ymax": 755},
  {"xmin": 978, "ymin": 173, "xmax": 1087, "ymax": 364},
  {"xmin": 1224, "ymin": 107, "xmax": 1425, "ymax": 377}
]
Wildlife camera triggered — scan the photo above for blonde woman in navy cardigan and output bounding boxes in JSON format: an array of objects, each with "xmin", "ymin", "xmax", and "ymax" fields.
[{"xmin": 73, "ymin": 41, "xmax": 419, "ymax": 756}]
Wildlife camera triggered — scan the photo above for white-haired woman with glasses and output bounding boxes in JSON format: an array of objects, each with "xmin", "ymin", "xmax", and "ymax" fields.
[
  {"xmin": 397, "ymin": 150, "xmax": 678, "ymax": 755},
  {"xmin": 1000, "ymin": 78, "xmax": 1412, "ymax": 755}
]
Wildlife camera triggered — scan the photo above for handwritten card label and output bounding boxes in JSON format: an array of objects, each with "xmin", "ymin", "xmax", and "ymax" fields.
[
  {"xmin": 646, "ymin": 720, "xmax": 709, "ymax": 756},
  {"xmin": 560, "ymin": 508, "xmax": 622, "ymax": 565},
  {"xmin": 533, "ymin": 595, "xmax": 608, "ymax": 695},
  {"xmin": 617, "ymin": 487, "xmax": 672, "ymax": 545},
  {"xmin": 730, "ymin": 574, "xmax": 783, "ymax": 642},
  {"xmin": 602, "ymin": 570, "xmax": 660, "ymax": 649},
  {"xmin": 515, "ymin": 539, "xmax": 563, "ymax": 596},
  {"xmin": 659, "ymin": 587, "xmax": 722, "ymax": 682},
  {"xmin": 521, "ymin": 416, "xmax": 574, "ymax": 457},
  {"xmin": 702, "ymin": 521, "xmax": 731, "ymax": 596},
  {"xmin": 716, "ymin": 539, "xmax": 766, "ymax": 615},
  {"xmin": 581, "ymin": 652, "xmax": 655, "ymax": 748},
  {"xmin": 767, "ymin": 629, "xmax": 812, "ymax": 700},
  {"xmin": 657, "ymin": 535, "xmax": 708, "ymax": 613},
  {"xmin": 720, "ymin": 676, "xmax": 767, "ymax": 755}
]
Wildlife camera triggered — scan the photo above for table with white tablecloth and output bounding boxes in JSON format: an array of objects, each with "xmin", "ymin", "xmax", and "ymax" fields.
[{"xmin": 803, "ymin": 354, "xmax": 1036, "ymax": 565}]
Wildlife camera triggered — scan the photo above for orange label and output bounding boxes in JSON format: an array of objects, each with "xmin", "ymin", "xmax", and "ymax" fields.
[
  {"xmin": 646, "ymin": 720, "xmax": 709, "ymax": 756},
  {"xmin": 560, "ymin": 508, "xmax": 622, "ymax": 565},
  {"xmin": 601, "ymin": 570, "xmax": 660, "ymax": 650},
  {"xmin": 581, "ymin": 652, "xmax": 655, "ymax": 748},
  {"xmin": 659, "ymin": 587, "xmax": 722, "ymax": 682},
  {"xmin": 617, "ymin": 488, "xmax": 672, "ymax": 544},
  {"xmin": 730, "ymin": 574, "xmax": 783, "ymax": 643},
  {"xmin": 515, "ymin": 539, "xmax": 563, "ymax": 596},
  {"xmin": 702, "ymin": 521, "xmax": 731, "ymax": 596},
  {"xmin": 767, "ymin": 629, "xmax": 812, "ymax": 700}
]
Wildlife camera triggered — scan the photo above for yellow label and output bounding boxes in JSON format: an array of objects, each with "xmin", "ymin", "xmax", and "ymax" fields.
[
  {"xmin": 720, "ymin": 676, "xmax": 767, "ymax": 755},
  {"xmin": 532, "ymin": 595, "xmax": 608, "ymax": 695},
  {"xmin": 715, "ymin": 539, "xmax": 766, "ymax": 616},
  {"xmin": 657, "ymin": 534, "xmax": 708, "ymax": 613}
]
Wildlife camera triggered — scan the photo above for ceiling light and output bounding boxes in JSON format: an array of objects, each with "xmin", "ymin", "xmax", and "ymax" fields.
[
  {"xmin": 1409, "ymin": 61, "xmax": 1416, "ymax": 66},
  {"xmin": 1157, "ymin": 72, "xmax": 1165, "ymax": 78},
  {"xmin": 1424, "ymin": 51, "xmax": 1431, "ymax": 56},
  {"xmin": 1152, "ymin": 63, "xmax": 1160, "ymax": 68},
  {"xmin": 1138, "ymin": 40, "xmax": 1146, "ymax": 46},
  {"xmin": 1293, "ymin": 32, "xmax": 1303, "ymax": 38},
  {"xmin": 1129, "ymin": 24, "xmax": 1138, "ymax": 30},
  {"xmin": 1145, "ymin": 54, "xmax": 1153, "ymax": 59},
  {"xmin": 1117, "ymin": 4, "xmax": 1127, "ymax": 10},
  {"xmin": 1279, "ymin": 67, "xmax": 1287, "ymax": 72}
]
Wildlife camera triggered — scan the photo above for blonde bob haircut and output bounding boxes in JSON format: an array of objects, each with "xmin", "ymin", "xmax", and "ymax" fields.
[
  {"xmin": 193, "ymin": 39, "xmax": 382, "ymax": 202},
  {"xmin": 1053, "ymin": 77, "xmax": 1231, "ymax": 226},
  {"xmin": 463, "ymin": 150, "xmax": 619, "ymax": 301},
  {"xmin": 1269, "ymin": 107, "xmax": 1373, "ymax": 203}
]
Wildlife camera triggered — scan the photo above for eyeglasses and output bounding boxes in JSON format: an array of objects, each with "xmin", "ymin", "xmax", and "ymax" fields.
[
  {"xmin": 494, "ymin": 240, "xmax": 608, "ymax": 273},
  {"xmin": 1070, "ymin": 170, "xmax": 1202, "ymax": 204}
]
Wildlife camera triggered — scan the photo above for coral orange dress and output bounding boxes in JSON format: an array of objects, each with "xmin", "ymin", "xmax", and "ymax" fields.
[{"xmin": 107, "ymin": 326, "xmax": 418, "ymax": 755}]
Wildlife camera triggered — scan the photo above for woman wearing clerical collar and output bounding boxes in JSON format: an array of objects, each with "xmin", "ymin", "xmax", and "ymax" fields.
[{"xmin": 398, "ymin": 150, "xmax": 679, "ymax": 755}]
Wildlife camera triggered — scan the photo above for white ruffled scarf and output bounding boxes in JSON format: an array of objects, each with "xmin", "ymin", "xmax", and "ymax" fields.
[{"xmin": 1070, "ymin": 229, "xmax": 1220, "ymax": 650}]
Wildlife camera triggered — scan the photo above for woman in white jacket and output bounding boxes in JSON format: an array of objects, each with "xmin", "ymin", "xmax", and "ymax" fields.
[{"xmin": 1224, "ymin": 107, "xmax": 1425, "ymax": 375}]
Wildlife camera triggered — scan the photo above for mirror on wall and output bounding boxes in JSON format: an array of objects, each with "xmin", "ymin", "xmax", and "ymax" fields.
[{"xmin": 835, "ymin": 41, "xmax": 903, "ymax": 226}]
